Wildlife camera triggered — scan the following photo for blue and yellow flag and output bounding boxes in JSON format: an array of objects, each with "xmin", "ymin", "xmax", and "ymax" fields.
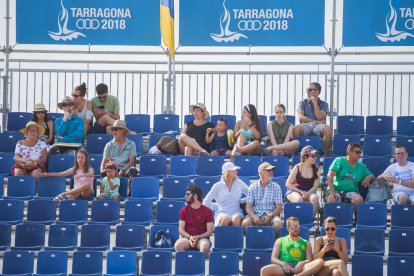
[{"xmin": 160, "ymin": 0, "xmax": 175, "ymax": 58}]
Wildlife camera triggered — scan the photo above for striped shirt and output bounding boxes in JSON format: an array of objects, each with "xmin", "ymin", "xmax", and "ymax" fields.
[{"xmin": 247, "ymin": 180, "xmax": 283, "ymax": 216}]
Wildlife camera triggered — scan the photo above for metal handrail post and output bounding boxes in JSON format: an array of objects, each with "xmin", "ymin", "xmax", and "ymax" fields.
[
  {"xmin": 329, "ymin": 0, "xmax": 338, "ymax": 134},
  {"xmin": 2, "ymin": 0, "xmax": 11, "ymax": 129}
]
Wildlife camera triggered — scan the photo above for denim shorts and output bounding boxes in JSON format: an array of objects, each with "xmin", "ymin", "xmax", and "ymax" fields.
[{"xmin": 300, "ymin": 122, "xmax": 324, "ymax": 136}]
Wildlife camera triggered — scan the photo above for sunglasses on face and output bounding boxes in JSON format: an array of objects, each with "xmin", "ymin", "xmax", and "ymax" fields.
[
  {"xmin": 309, "ymin": 154, "xmax": 317, "ymax": 158},
  {"xmin": 290, "ymin": 225, "xmax": 301, "ymax": 230},
  {"xmin": 111, "ymin": 128, "xmax": 121, "ymax": 132},
  {"xmin": 186, "ymin": 192, "xmax": 195, "ymax": 197},
  {"xmin": 98, "ymin": 96, "xmax": 107, "ymax": 99},
  {"xmin": 62, "ymin": 103, "xmax": 73, "ymax": 108},
  {"xmin": 395, "ymin": 152, "xmax": 406, "ymax": 156},
  {"xmin": 72, "ymin": 94, "xmax": 81, "ymax": 98},
  {"xmin": 351, "ymin": 150, "xmax": 362, "ymax": 155},
  {"xmin": 263, "ymin": 169, "xmax": 273, "ymax": 172},
  {"xmin": 35, "ymin": 111, "xmax": 46, "ymax": 114},
  {"xmin": 325, "ymin": 227, "xmax": 336, "ymax": 231},
  {"xmin": 307, "ymin": 88, "xmax": 316, "ymax": 92}
]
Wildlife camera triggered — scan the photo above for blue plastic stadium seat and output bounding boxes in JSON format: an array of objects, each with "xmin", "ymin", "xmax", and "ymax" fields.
[
  {"xmin": 245, "ymin": 226, "xmax": 275, "ymax": 253},
  {"xmin": 356, "ymin": 203, "xmax": 387, "ymax": 229},
  {"xmin": 122, "ymin": 200, "xmax": 153, "ymax": 226},
  {"xmin": 45, "ymin": 224, "xmax": 78, "ymax": 251},
  {"xmin": 354, "ymin": 228, "xmax": 385, "ymax": 256},
  {"xmin": 270, "ymin": 115, "xmax": 295, "ymax": 126},
  {"xmin": 169, "ymin": 156, "xmax": 197, "ymax": 178},
  {"xmin": 294, "ymin": 136, "xmax": 322, "ymax": 156},
  {"xmin": 48, "ymin": 154, "xmax": 75, "ymax": 174},
  {"xmin": 292, "ymin": 156, "xmax": 320, "ymax": 167},
  {"xmin": 6, "ymin": 112, "xmax": 32, "ymax": 132},
  {"xmin": 337, "ymin": 115, "xmax": 364, "ymax": 137},
  {"xmin": 262, "ymin": 156, "xmax": 289, "ymax": 178},
  {"xmin": 213, "ymin": 226, "xmax": 244, "ymax": 252},
  {"xmin": 242, "ymin": 252, "xmax": 272, "ymax": 276},
  {"xmin": 69, "ymin": 177, "xmax": 97, "ymax": 201},
  {"xmin": 162, "ymin": 177, "xmax": 191, "ymax": 201},
  {"xmin": 388, "ymin": 229, "xmax": 414, "ymax": 256},
  {"xmin": 139, "ymin": 155, "xmax": 167, "ymax": 178},
  {"xmin": 208, "ymin": 252, "xmax": 239, "ymax": 276},
  {"xmin": 196, "ymin": 156, "xmax": 225, "ymax": 177},
  {"xmin": 126, "ymin": 134, "xmax": 143, "ymax": 156},
  {"xmin": 4, "ymin": 176, "xmax": 36, "ymax": 200},
  {"xmin": 0, "ymin": 224, "xmax": 11, "ymax": 250},
  {"xmin": 322, "ymin": 157, "xmax": 336, "ymax": 183},
  {"xmin": 86, "ymin": 134, "xmax": 113, "ymax": 154},
  {"xmin": 0, "ymin": 153, "xmax": 14, "ymax": 176},
  {"xmin": 140, "ymin": 251, "xmax": 172, "ymax": 276},
  {"xmin": 387, "ymin": 256, "xmax": 414, "ymax": 276},
  {"xmin": 149, "ymin": 133, "xmax": 176, "ymax": 149},
  {"xmin": 118, "ymin": 177, "xmax": 128, "ymax": 201},
  {"xmin": 104, "ymin": 251, "xmax": 138, "ymax": 276},
  {"xmin": 323, "ymin": 203, "xmax": 353, "ymax": 229},
  {"xmin": 89, "ymin": 154, "xmax": 103, "ymax": 177},
  {"xmin": 174, "ymin": 251, "xmax": 206, "ymax": 276},
  {"xmin": 396, "ymin": 136, "xmax": 414, "ymax": 156},
  {"xmin": 34, "ymin": 251, "xmax": 68, "ymax": 276},
  {"xmin": 366, "ymin": 115, "xmax": 393, "ymax": 136},
  {"xmin": 183, "ymin": 114, "xmax": 195, "ymax": 124},
  {"xmin": 391, "ymin": 205, "xmax": 414, "ymax": 230},
  {"xmin": 259, "ymin": 115, "xmax": 268, "ymax": 136},
  {"xmin": 271, "ymin": 177, "xmax": 286, "ymax": 202},
  {"xmin": 77, "ymin": 224, "xmax": 111, "ymax": 251},
  {"xmin": 148, "ymin": 225, "xmax": 179, "ymax": 252},
  {"xmin": 56, "ymin": 200, "xmax": 88, "ymax": 225},
  {"xmin": 210, "ymin": 115, "xmax": 236, "ymax": 131},
  {"xmin": 113, "ymin": 225, "xmax": 145, "ymax": 251},
  {"xmin": 36, "ymin": 176, "xmax": 66, "ymax": 200},
  {"xmin": 89, "ymin": 200, "xmax": 120, "ymax": 225},
  {"xmin": 11, "ymin": 224, "xmax": 46, "ymax": 251},
  {"xmin": 0, "ymin": 132, "xmax": 25, "ymax": 155},
  {"xmin": 0, "ymin": 199, "xmax": 24, "ymax": 225},
  {"xmin": 361, "ymin": 158, "xmax": 390, "ymax": 178},
  {"xmin": 24, "ymin": 200, "xmax": 56, "ymax": 225},
  {"xmin": 283, "ymin": 203, "xmax": 313, "ymax": 228},
  {"xmin": 194, "ymin": 177, "xmax": 220, "ymax": 198},
  {"xmin": 69, "ymin": 251, "xmax": 103, "ymax": 276},
  {"xmin": 280, "ymin": 227, "xmax": 310, "ymax": 241},
  {"xmin": 320, "ymin": 227, "xmax": 351, "ymax": 254},
  {"xmin": 125, "ymin": 114, "xmax": 151, "ymax": 135},
  {"xmin": 396, "ymin": 116, "xmax": 414, "ymax": 137},
  {"xmin": 48, "ymin": 112, "xmax": 64, "ymax": 121},
  {"xmin": 129, "ymin": 177, "xmax": 159, "ymax": 201},
  {"xmin": 153, "ymin": 114, "xmax": 180, "ymax": 134},
  {"xmin": 0, "ymin": 251, "xmax": 34, "ymax": 276},
  {"xmin": 154, "ymin": 201, "xmax": 186, "ymax": 225},
  {"xmin": 234, "ymin": 156, "xmax": 261, "ymax": 179},
  {"xmin": 332, "ymin": 135, "xmax": 361, "ymax": 156},
  {"xmin": 352, "ymin": 255, "xmax": 383, "ymax": 276},
  {"xmin": 363, "ymin": 136, "xmax": 392, "ymax": 158}
]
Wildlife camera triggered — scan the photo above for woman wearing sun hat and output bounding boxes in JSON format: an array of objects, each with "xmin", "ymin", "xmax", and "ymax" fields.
[
  {"xmin": 31, "ymin": 103, "xmax": 55, "ymax": 146},
  {"xmin": 13, "ymin": 121, "xmax": 48, "ymax": 176},
  {"xmin": 179, "ymin": 103, "xmax": 215, "ymax": 156}
]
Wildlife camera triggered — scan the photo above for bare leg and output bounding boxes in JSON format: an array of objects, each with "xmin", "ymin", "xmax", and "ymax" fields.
[
  {"xmin": 320, "ymin": 125, "xmax": 332, "ymax": 157},
  {"xmin": 241, "ymin": 218, "xmax": 254, "ymax": 232},
  {"xmin": 196, "ymin": 239, "xmax": 211, "ymax": 258},
  {"xmin": 305, "ymin": 193, "xmax": 320, "ymax": 219},
  {"xmin": 63, "ymin": 183, "xmax": 92, "ymax": 200},
  {"xmin": 210, "ymin": 151, "xmax": 219, "ymax": 156},
  {"xmin": 317, "ymin": 260, "xmax": 349, "ymax": 276},
  {"xmin": 184, "ymin": 146, "xmax": 199, "ymax": 157},
  {"xmin": 179, "ymin": 134, "xmax": 207, "ymax": 155},
  {"xmin": 351, "ymin": 195, "xmax": 364, "ymax": 222},
  {"xmin": 174, "ymin": 238, "xmax": 192, "ymax": 252},
  {"xmin": 84, "ymin": 123, "xmax": 91, "ymax": 139},
  {"xmin": 98, "ymin": 114, "xmax": 116, "ymax": 127},
  {"xmin": 272, "ymin": 218, "xmax": 283, "ymax": 240},
  {"xmin": 398, "ymin": 194, "xmax": 408, "ymax": 204},
  {"xmin": 29, "ymin": 168, "xmax": 42, "ymax": 178},
  {"xmin": 217, "ymin": 213, "xmax": 230, "ymax": 226},
  {"xmin": 238, "ymin": 140, "xmax": 261, "ymax": 156},
  {"xmin": 14, "ymin": 168, "xmax": 26, "ymax": 176},
  {"xmin": 225, "ymin": 150, "xmax": 233, "ymax": 162},
  {"xmin": 112, "ymin": 195, "xmax": 120, "ymax": 201},
  {"xmin": 298, "ymin": 259, "xmax": 325, "ymax": 276},
  {"xmin": 292, "ymin": 125, "xmax": 304, "ymax": 138},
  {"xmin": 231, "ymin": 214, "xmax": 243, "ymax": 226},
  {"xmin": 266, "ymin": 140, "xmax": 300, "ymax": 156},
  {"xmin": 260, "ymin": 264, "xmax": 285, "ymax": 276}
]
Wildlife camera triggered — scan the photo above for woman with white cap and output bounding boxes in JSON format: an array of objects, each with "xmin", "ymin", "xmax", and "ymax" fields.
[
  {"xmin": 31, "ymin": 103, "xmax": 55, "ymax": 146},
  {"xmin": 203, "ymin": 162, "xmax": 250, "ymax": 226}
]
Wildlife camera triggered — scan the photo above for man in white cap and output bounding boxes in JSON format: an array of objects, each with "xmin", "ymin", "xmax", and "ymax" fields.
[{"xmin": 242, "ymin": 162, "xmax": 284, "ymax": 238}]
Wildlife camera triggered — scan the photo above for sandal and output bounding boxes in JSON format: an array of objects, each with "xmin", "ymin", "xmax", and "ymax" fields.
[
  {"xmin": 232, "ymin": 145, "xmax": 241, "ymax": 157},
  {"xmin": 199, "ymin": 151, "xmax": 209, "ymax": 156},
  {"xmin": 53, "ymin": 194, "xmax": 64, "ymax": 202}
]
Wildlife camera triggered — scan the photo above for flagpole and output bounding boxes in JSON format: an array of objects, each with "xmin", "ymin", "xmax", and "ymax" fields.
[{"xmin": 166, "ymin": 49, "xmax": 172, "ymax": 114}]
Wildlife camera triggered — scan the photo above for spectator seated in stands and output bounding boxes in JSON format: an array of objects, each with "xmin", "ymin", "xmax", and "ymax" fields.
[
  {"xmin": 313, "ymin": 217, "xmax": 349, "ymax": 276},
  {"xmin": 13, "ymin": 121, "xmax": 47, "ymax": 176},
  {"xmin": 377, "ymin": 145, "xmax": 414, "ymax": 204},
  {"xmin": 232, "ymin": 104, "xmax": 263, "ymax": 157},
  {"xmin": 285, "ymin": 146, "xmax": 320, "ymax": 219},
  {"xmin": 49, "ymin": 96, "xmax": 86, "ymax": 155},
  {"xmin": 98, "ymin": 161, "xmax": 120, "ymax": 201},
  {"xmin": 265, "ymin": 103, "xmax": 299, "ymax": 156},
  {"xmin": 203, "ymin": 162, "xmax": 249, "ymax": 226},
  {"xmin": 179, "ymin": 103, "xmax": 214, "ymax": 156},
  {"xmin": 31, "ymin": 103, "xmax": 54, "ymax": 146},
  {"xmin": 205, "ymin": 118, "xmax": 234, "ymax": 161},
  {"xmin": 91, "ymin": 83, "xmax": 120, "ymax": 134},
  {"xmin": 37, "ymin": 149, "xmax": 94, "ymax": 201},
  {"xmin": 175, "ymin": 185, "xmax": 214, "ymax": 256},
  {"xmin": 325, "ymin": 142, "xmax": 375, "ymax": 220},
  {"xmin": 261, "ymin": 216, "xmax": 325, "ymax": 276},
  {"xmin": 72, "ymin": 83, "xmax": 93, "ymax": 139},
  {"xmin": 102, "ymin": 120, "xmax": 138, "ymax": 196},
  {"xmin": 241, "ymin": 162, "xmax": 283, "ymax": 238},
  {"xmin": 293, "ymin": 82, "xmax": 331, "ymax": 157}
]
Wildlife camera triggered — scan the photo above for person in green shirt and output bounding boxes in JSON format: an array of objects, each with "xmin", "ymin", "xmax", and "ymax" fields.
[
  {"xmin": 261, "ymin": 217, "xmax": 324, "ymax": 276},
  {"xmin": 325, "ymin": 142, "xmax": 375, "ymax": 219},
  {"xmin": 91, "ymin": 83, "xmax": 120, "ymax": 134}
]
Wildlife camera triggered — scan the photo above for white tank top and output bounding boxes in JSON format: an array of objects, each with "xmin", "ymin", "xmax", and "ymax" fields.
[{"xmin": 78, "ymin": 99, "xmax": 91, "ymax": 120}]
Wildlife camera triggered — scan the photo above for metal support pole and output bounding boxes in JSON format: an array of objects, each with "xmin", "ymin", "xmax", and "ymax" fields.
[
  {"xmin": 2, "ymin": 0, "xmax": 11, "ymax": 130},
  {"xmin": 164, "ymin": 52, "xmax": 173, "ymax": 114},
  {"xmin": 329, "ymin": 0, "xmax": 337, "ymax": 132}
]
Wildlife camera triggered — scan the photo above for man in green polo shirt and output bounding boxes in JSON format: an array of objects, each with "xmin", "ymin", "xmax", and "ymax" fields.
[
  {"xmin": 261, "ymin": 217, "xmax": 324, "ymax": 276},
  {"xmin": 91, "ymin": 83, "xmax": 120, "ymax": 134}
]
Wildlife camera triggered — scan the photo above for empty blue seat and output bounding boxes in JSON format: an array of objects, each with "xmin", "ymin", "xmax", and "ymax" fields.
[
  {"xmin": 210, "ymin": 115, "xmax": 236, "ymax": 131},
  {"xmin": 352, "ymin": 255, "xmax": 383, "ymax": 276},
  {"xmin": 105, "ymin": 251, "xmax": 138, "ymax": 276},
  {"xmin": 34, "ymin": 251, "xmax": 68, "ymax": 276},
  {"xmin": 141, "ymin": 251, "xmax": 172, "ymax": 276},
  {"xmin": 391, "ymin": 205, "xmax": 414, "ymax": 230},
  {"xmin": 259, "ymin": 115, "xmax": 268, "ymax": 136},
  {"xmin": 153, "ymin": 114, "xmax": 180, "ymax": 134},
  {"xmin": 130, "ymin": 177, "xmax": 159, "ymax": 201},
  {"xmin": 320, "ymin": 227, "xmax": 351, "ymax": 254},
  {"xmin": 213, "ymin": 226, "xmax": 244, "ymax": 253},
  {"xmin": 0, "ymin": 153, "xmax": 14, "ymax": 176},
  {"xmin": 148, "ymin": 225, "xmax": 179, "ymax": 252},
  {"xmin": 4, "ymin": 176, "xmax": 36, "ymax": 200},
  {"xmin": 322, "ymin": 157, "xmax": 336, "ymax": 183},
  {"xmin": 70, "ymin": 251, "xmax": 103, "ymax": 276},
  {"xmin": 6, "ymin": 112, "xmax": 33, "ymax": 132},
  {"xmin": 48, "ymin": 155, "xmax": 75, "ymax": 174},
  {"xmin": 387, "ymin": 256, "xmax": 414, "ymax": 276},
  {"xmin": 292, "ymin": 156, "xmax": 320, "ymax": 167},
  {"xmin": 174, "ymin": 251, "xmax": 205, "ymax": 276},
  {"xmin": 113, "ymin": 225, "xmax": 145, "ymax": 251},
  {"xmin": 361, "ymin": 158, "xmax": 390, "ymax": 178},
  {"xmin": 323, "ymin": 203, "xmax": 353, "ymax": 229},
  {"xmin": 0, "ymin": 199, "xmax": 24, "ymax": 225},
  {"xmin": 77, "ymin": 224, "xmax": 110, "ymax": 251},
  {"xmin": 162, "ymin": 177, "xmax": 191, "ymax": 201},
  {"xmin": 366, "ymin": 115, "xmax": 393, "ymax": 136},
  {"xmin": 24, "ymin": 200, "xmax": 56, "ymax": 225},
  {"xmin": 354, "ymin": 228, "xmax": 385, "ymax": 256},
  {"xmin": 337, "ymin": 115, "xmax": 364, "ymax": 137},
  {"xmin": 332, "ymin": 135, "xmax": 361, "ymax": 156},
  {"xmin": 169, "ymin": 156, "xmax": 197, "ymax": 178},
  {"xmin": 196, "ymin": 156, "xmax": 225, "ymax": 177},
  {"xmin": 0, "ymin": 251, "xmax": 34, "ymax": 276},
  {"xmin": 262, "ymin": 156, "xmax": 289, "ymax": 178},
  {"xmin": 0, "ymin": 224, "xmax": 11, "ymax": 250},
  {"xmin": 86, "ymin": 134, "xmax": 113, "ymax": 154},
  {"xmin": 139, "ymin": 156, "xmax": 167, "ymax": 178},
  {"xmin": 272, "ymin": 177, "xmax": 287, "ymax": 202},
  {"xmin": 294, "ymin": 136, "xmax": 321, "ymax": 156},
  {"xmin": 397, "ymin": 116, "xmax": 414, "ymax": 137},
  {"xmin": 154, "ymin": 201, "xmax": 186, "ymax": 225},
  {"xmin": 125, "ymin": 114, "xmax": 151, "ymax": 135},
  {"xmin": 280, "ymin": 227, "xmax": 310, "ymax": 241},
  {"xmin": 126, "ymin": 134, "xmax": 143, "ymax": 156},
  {"xmin": 245, "ymin": 226, "xmax": 275, "ymax": 253},
  {"xmin": 242, "ymin": 252, "xmax": 272, "ymax": 276},
  {"xmin": 0, "ymin": 132, "xmax": 25, "ymax": 155},
  {"xmin": 208, "ymin": 251, "xmax": 239, "ymax": 276},
  {"xmin": 388, "ymin": 229, "xmax": 414, "ymax": 256},
  {"xmin": 118, "ymin": 177, "xmax": 128, "ymax": 201},
  {"xmin": 36, "ymin": 176, "xmax": 66, "ymax": 200},
  {"xmin": 363, "ymin": 136, "xmax": 392, "ymax": 158},
  {"xmin": 45, "ymin": 224, "xmax": 78, "ymax": 251},
  {"xmin": 11, "ymin": 224, "xmax": 46, "ymax": 251},
  {"xmin": 148, "ymin": 133, "xmax": 176, "ymax": 149},
  {"xmin": 56, "ymin": 200, "xmax": 88, "ymax": 225},
  {"xmin": 396, "ymin": 136, "xmax": 414, "ymax": 156},
  {"xmin": 89, "ymin": 200, "xmax": 120, "ymax": 225},
  {"xmin": 89, "ymin": 154, "xmax": 103, "ymax": 177},
  {"xmin": 183, "ymin": 114, "xmax": 195, "ymax": 124},
  {"xmin": 194, "ymin": 177, "xmax": 220, "ymax": 197},
  {"xmin": 283, "ymin": 203, "xmax": 314, "ymax": 228},
  {"xmin": 123, "ymin": 200, "xmax": 153, "ymax": 225},
  {"xmin": 69, "ymin": 177, "xmax": 97, "ymax": 201},
  {"xmin": 357, "ymin": 203, "xmax": 387, "ymax": 229},
  {"xmin": 270, "ymin": 115, "xmax": 295, "ymax": 126},
  {"xmin": 234, "ymin": 156, "xmax": 261, "ymax": 179}
]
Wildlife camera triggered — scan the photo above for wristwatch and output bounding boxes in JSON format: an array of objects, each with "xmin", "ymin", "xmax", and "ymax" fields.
[
  {"xmin": 187, "ymin": 235, "xmax": 191, "ymax": 240},
  {"xmin": 248, "ymin": 123, "xmax": 255, "ymax": 128}
]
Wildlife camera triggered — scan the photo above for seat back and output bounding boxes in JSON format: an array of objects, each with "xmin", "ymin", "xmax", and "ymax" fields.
[
  {"xmin": 352, "ymin": 255, "xmax": 383, "ymax": 276},
  {"xmin": 162, "ymin": 177, "xmax": 191, "ymax": 200},
  {"xmin": 47, "ymin": 224, "xmax": 78, "ymax": 248},
  {"xmin": 283, "ymin": 203, "xmax": 313, "ymax": 228},
  {"xmin": 323, "ymin": 203, "xmax": 354, "ymax": 228},
  {"xmin": 322, "ymin": 157, "xmax": 336, "ymax": 180},
  {"xmin": 388, "ymin": 256, "xmax": 414, "ymax": 276},
  {"xmin": 270, "ymin": 115, "xmax": 295, "ymax": 126},
  {"xmin": 7, "ymin": 176, "xmax": 36, "ymax": 198},
  {"xmin": 86, "ymin": 134, "xmax": 113, "ymax": 154},
  {"xmin": 156, "ymin": 201, "xmax": 186, "ymax": 224},
  {"xmin": 106, "ymin": 251, "xmax": 138, "ymax": 275},
  {"xmin": 0, "ymin": 199, "xmax": 24, "ymax": 223},
  {"xmin": 0, "ymin": 224, "xmax": 11, "ymax": 248},
  {"xmin": 0, "ymin": 153, "xmax": 14, "ymax": 175},
  {"xmin": 234, "ymin": 156, "xmax": 261, "ymax": 178},
  {"xmin": 294, "ymin": 136, "xmax": 321, "ymax": 156},
  {"xmin": 320, "ymin": 227, "xmax": 351, "ymax": 254},
  {"xmin": 209, "ymin": 251, "xmax": 239, "ymax": 276},
  {"xmin": 118, "ymin": 177, "xmax": 128, "ymax": 199},
  {"xmin": 391, "ymin": 205, "xmax": 414, "ymax": 229},
  {"xmin": 139, "ymin": 155, "xmax": 167, "ymax": 178},
  {"xmin": 175, "ymin": 251, "xmax": 206, "ymax": 276},
  {"xmin": 48, "ymin": 112, "xmax": 64, "ymax": 121},
  {"xmin": 91, "ymin": 200, "xmax": 120, "ymax": 223},
  {"xmin": 37, "ymin": 176, "xmax": 66, "ymax": 198},
  {"xmin": 272, "ymin": 177, "xmax": 287, "ymax": 200},
  {"xmin": 58, "ymin": 200, "xmax": 88, "ymax": 224},
  {"xmin": 366, "ymin": 115, "xmax": 393, "ymax": 136},
  {"xmin": 337, "ymin": 115, "xmax": 364, "ymax": 136},
  {"xmin": 262, "ymin": 156, "xmax": 289, "ymax": 177},
  {"xmin": 149, "ymin": 225, "xmax": 179, "ymax": 248},
  {"xmin": 332, "ymin": 135, "xmax": 361, "ymax": 156},
  {"xmin": 197, "ymin": 156, "xmax": 225, "ymax": 177},
  {"xmin": 71, "ymin": 251, "xmax": 103, "ymax": 275},
  {"xmin": 242, "ymin": 252, "xmax": 272, "ymax": 276},
  {"xmin": 2, "ymin": 251, "xmax": 34, "ymax": 275},
  {"xmin": 15, "ymin": 224, "xmax": 46, "ymax": 248},
  {"xmin": 26, "ymin": 199, "xmax": 57, "ymax": 223},
  {"xmin": 169, "ymin": 156, "xmax": 197, "ymax": 177},
  {"xmin": 214, "ymin": 226, "xmax": 244, "ymax": 251},
  {"xmin": 245, "ymin": 226, "xmax": 275, "ymax": 251},
  {"xmin": 396, "ymin": 116, "xmax": 414, "ymax": 136},
  {"xmin": 259, "ymin": 115, "xmax": 268, "ymax": 136},
  {"xmin": 0, "ymin": 132, "xmax": 25, "ymax": 154},
  {"xmin": 124, "ymin": 200, "xmax": 153, "ymax": 225},
  {"xmin": 125, "ymin": 114, "xmax": 150, "ymax": 134},
  {"xmin": 130, "ymin": 177, "xmax": 159, "ymax": 200},
  {"xmin": 389, "ymin": 229, "xmax": 414, "ymax": 255},
  {"xmin": 356, "ymin": 203, "xmax": 387, "ymax": 229},
  {"xmin": 36, "ymin": 251, "xmax": 68, "ymax": 275},
  {"xmin": 396, "ymin": 136, "xmax": 414, "ymax": 156},
  {"xmin": 89, "ymin": 154, "xmax": 103, "ymax": 177},
  {"xmin": 363, "ymin": 136, "xmax": 392, "ymax": 158},
  {"xmin": 153, "ymin": 114, "xmax": 179, "ymax": 133},
  {"xmin": 354, "ymin": 228, "xmax": 385, "ymax": 255},
  {"xmin": 48, "ymin": 155, "xmax": 75, "ymax": 174},
  {"xmin": 141, "ymin": 251, "xmax": 172, "ymax": 275},
  {"xmin": 280, "ymin": 227, "xmax": 310, "ymax": 241},
  {"xmin": 79, "ymin": 224, "xmax": 110, "ymax": 248},
  {"xmin": 6, "ymin": 112, "xmax": 32, "ymax": 131},
  {"xmin": 361, "ymin": 158, "xmax": 390, "ymax": 178},
  {"xmin": 194, "ymin": 177, "xmax": 220, "ymax": 197},
  {"xmin": 210, "ymin": 115, "xmax": 236, "ymax": 130},
  {"xmin": 126, "ymin": 134, "xmax": 143, "ymax": 156},
  {"xmin": 115, "ymin": 225, "xmax": 145, "ymax": 248}
]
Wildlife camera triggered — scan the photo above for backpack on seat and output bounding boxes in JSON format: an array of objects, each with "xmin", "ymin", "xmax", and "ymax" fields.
[
  {"xmin": 154, "ymin": 230, "xmax": 173, "ymax": 248},
  {"xmin": 156, "ymin": 136, "xmax": 179, "ymax": 155}
]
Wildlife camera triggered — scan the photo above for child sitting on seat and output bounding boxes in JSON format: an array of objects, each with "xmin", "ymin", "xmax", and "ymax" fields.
[
  {"xmin": 98, "ymin": 161, "xmax": 120, "ymax": 201},
  {"xmin": 206, "ymin": 118, "xmax": 234, "ymax": 161}
]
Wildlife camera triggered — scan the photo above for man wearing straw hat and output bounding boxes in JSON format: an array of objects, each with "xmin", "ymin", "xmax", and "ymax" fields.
[
  {"xmin": 49, "ymin": 96, "xmax": 85, "ymax": 155},
  {"xmin": 103, "ymin": 120, "xmax": 138, "ymax": 195}
]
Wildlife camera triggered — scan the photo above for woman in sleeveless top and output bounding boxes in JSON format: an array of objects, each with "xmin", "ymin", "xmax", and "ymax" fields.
[
  {"xmin": 32, "ymin": 103, "xmax": 54, "ymax": 146},
  {"xmin": 313, "ymin": 217, "xmax": 349, "ymax": 276},
  {"xmin": 285, "ymin": 145, "xmax": 320, "ymax": 219},
  {"xmin": 72, "ymin": 83, "xmax": 93, "ymax": 139},
  {"xmin": 232, "ymin": 104, "xmax": 263, "ymax": 156}
]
